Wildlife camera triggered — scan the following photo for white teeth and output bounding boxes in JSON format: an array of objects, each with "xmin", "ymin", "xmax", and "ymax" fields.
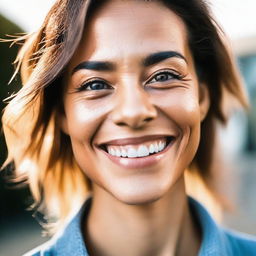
[
  {"xmin": 115, "ymin": 148, "xmax": 121, "ymax": 157},
  {"xmin": 158, "ymin": 141, "xmax": 165, "ymax": 151},
  {"xmin": 109, "ymin": 148, "xmax": 116, "ymax": 156},
  {"xmin": 149, "ymin": 144, "xmax": 155, "ymax": 154},
  {"xmin": 127, "ymin": 148, "xmax": 137, "ymax": 158},
  {"xmin": 137, "ymin": 145, "xmax": 149, "ymax": 157},
  {"xmin": 106, "ymin": 139, "xmax": 168, "ymax": 158},
  {"xmin": 121, "ymin": 149, "xmax": 127, "ymax": 157},
  {"xmin": 154, "ymin": 143, "xmax": 159, "ymax": 153}
]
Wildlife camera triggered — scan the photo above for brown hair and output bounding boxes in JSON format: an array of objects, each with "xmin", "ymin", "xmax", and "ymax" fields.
[{"xmin": 2, "ymin": 0, "xmax": 247, "ymax": 232}]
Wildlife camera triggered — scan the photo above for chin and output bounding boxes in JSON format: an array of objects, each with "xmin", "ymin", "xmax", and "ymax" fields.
[
  {"xmin": 116, "ymin": 193, "xmax": 163, "ymax": 206},
  {"xmin": 110, "ymin": 181, "xmax": 169, "ymax": 206}
]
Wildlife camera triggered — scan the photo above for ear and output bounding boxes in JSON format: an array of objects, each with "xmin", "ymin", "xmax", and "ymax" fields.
[{"xmin": 199, "ymin": 83, "xmax": 210, "ymax": 122}]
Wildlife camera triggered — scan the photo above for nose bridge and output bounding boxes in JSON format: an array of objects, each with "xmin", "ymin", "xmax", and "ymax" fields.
[{"xmin": 111, "ymin": 77, "xmax": 157, "ymax": 128}]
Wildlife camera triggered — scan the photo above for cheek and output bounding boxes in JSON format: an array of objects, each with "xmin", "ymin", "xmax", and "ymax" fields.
[
  {"xmin": 63, "ymin": 98, "xmax": 112, "ymax": 181},
  {"xmin": 154, "ymin": 89, "xmax": 202, "ymax": 166},
  {"xmin": 153, "ymin": 88, "xmax": 201, "ymax": 128},
  {"xmin": 64, "ymin": 97, "xmax": 112, "ymax": 141}
]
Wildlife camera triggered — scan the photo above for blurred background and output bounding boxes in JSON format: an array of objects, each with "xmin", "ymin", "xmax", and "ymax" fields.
[{"xmin": 0, "ymin": 0, "xmax": 256, "ymax": 255}]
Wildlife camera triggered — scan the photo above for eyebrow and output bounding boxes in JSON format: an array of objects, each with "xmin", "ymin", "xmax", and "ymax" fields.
[
  {"xmin": 72, "ymin": 51, "xmax": 187, "ymax": 75},
  {"xmin": 143, "ymin": 51, "xmax": 187, "ymax": 66},
  {"xmin": 72, "ymin": 61, "xmax": 115, "ymax": 74}
]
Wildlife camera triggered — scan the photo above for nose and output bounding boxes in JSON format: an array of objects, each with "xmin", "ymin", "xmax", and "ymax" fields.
[{"xmin": 111, "ymin": 86, "xmax": 157, "ymax": 129}]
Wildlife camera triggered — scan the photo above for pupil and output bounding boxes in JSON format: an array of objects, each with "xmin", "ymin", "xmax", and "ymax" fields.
[
  {"xmin": 158, "ymin": 74, "xmax": 168, "ymax": 81},
  {"xmin": 91, "ymin": 82, "xmax": 104, "ymax": 90}
]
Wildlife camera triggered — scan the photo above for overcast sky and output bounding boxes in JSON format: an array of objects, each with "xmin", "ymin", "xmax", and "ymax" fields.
[{"xmin": 0, "ymin": 0, "xmax": 255, "ymax": 40}]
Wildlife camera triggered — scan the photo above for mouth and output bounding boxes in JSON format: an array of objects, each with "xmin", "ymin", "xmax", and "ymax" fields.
[{"xmin": 98, "ymin": 136, "xmax": 175, "ymax": 159}]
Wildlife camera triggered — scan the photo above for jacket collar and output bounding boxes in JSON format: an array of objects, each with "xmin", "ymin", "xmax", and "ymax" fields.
[
  {"xmin": 53, "ymin": 198, "xmax": 91, "ymax": 256},
  {"xmin": 189, "ymin": 197, "xmax": 232, "ymax": 255}
]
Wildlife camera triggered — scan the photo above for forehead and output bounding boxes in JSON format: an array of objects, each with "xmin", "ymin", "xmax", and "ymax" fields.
[{"xmin": 71, "ymin": 0, "xmax": 189, "ymax": 65}]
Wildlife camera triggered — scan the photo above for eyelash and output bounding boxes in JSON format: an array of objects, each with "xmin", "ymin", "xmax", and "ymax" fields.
[
  {"xmin": 76, "ymin": 79, "xmax": 112, "ymax": 92},
  {"xmin": 147, "ymin": 70, "xmax": 183, "ymax": 84},
  {"xmin": 76, "ymin": 70, "xmax": 183, "ymax": 92}
]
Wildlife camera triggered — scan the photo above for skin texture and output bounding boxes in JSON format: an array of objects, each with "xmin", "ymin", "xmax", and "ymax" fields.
[{"xmin": 61, "ymin": 1, "xmax": 210, "ymax": 255}]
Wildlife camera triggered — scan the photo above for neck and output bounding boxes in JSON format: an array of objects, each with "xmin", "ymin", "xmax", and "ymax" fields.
[{"xmin": 84, "ymin": 178, "xmax": 201, "ymax": 256}]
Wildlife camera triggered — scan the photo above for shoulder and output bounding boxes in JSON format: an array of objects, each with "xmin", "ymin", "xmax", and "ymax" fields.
[{"xmin": 223, "ymin": 228, "xmax": 256, "ymax": 255}]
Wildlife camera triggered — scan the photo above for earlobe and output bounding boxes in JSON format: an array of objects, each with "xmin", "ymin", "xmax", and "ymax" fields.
[{"xmin": 199, "ymin": 83, "xmax": 210, "ymax": 122}]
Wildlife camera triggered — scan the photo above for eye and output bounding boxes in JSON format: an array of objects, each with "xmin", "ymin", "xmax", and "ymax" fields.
[
  {"xmin": 148, "ymin": 71, "xmax": 181, "ymax": 84},
  {"xmin": 77, "ymin": 79, "xmax": 112, "ymax": 92}
]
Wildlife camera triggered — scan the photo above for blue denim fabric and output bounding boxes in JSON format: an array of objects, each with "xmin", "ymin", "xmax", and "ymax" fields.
[{"xmin": 24, "ymin": 197, "xmax": 256, "ymax": 256}]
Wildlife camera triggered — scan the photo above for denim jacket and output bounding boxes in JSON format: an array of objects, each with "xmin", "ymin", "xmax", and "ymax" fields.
[{"xmin": 24, "ymin": 197, "xmax": 256, "ymax": 256}]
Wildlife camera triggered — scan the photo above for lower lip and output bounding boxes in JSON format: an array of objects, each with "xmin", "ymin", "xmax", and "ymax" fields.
[{"xmin": 99, "ymin": 140, "xmax": 174, "ymax": 169}]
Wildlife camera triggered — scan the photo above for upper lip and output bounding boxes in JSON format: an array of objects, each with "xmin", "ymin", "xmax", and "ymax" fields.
[{"xmin": 97, "ymin": 134, "xmax": 175, "ymax": 147}]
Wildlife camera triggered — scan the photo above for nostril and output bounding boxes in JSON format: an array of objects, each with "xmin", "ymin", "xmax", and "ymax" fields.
[
  {"xmin": 116, "ymin": 117, "xmax": 153, "ymax": 127},
  {"xmin": 116, "ymin": 122, "xmax": 126, "ymax": 126},
  {"xmin": 115, "ymin": 117, "xmax": 154, "ymax": 127},
  {"xmin": 144, "ymin": 117, "xmax": 153, "ymax": 122}
]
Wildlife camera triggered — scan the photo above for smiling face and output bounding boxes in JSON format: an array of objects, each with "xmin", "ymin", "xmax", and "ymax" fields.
[{"xmin": 61, "ymin": 0, "xmax": 209, "ymax": 204}]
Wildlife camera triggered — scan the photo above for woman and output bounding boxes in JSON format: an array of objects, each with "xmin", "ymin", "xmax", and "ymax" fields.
[{"xmin": 2, "ymin": 0, "xmax": 256, "ymax": 255}]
